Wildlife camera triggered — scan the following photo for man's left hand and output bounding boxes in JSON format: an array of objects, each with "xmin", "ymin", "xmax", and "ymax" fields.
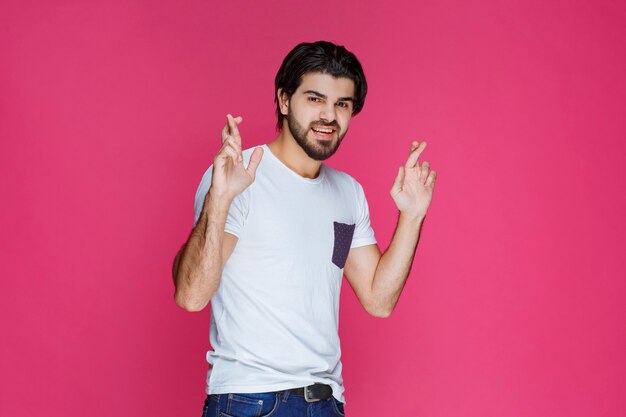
[{"xmin": 390, "ymin": 141, "xmax": 437, "ymax": 219}]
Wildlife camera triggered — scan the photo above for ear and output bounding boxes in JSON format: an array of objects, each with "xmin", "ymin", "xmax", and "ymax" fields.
[{"xmin": 277, "ymin": 88, "xmax": 289, "ymax": 116}]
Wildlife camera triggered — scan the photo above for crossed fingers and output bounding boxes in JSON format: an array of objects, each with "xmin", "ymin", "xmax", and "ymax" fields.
[
  {"xmin": 406, "ymin": 141, "xmax": 436, "ymax": 186},
  {"xmin": 220, "ymin": 114, "xmax": 243, "ymax": 164}
]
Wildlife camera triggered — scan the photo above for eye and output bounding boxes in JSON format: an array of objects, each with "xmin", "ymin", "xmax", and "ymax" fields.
[
  {"xmin": 337, "ymin": 102, "xmax": 348, "ymax": 108},
  {"xmin": 308, "ymin": 97, "xmax": 321, "ymax": 102}
]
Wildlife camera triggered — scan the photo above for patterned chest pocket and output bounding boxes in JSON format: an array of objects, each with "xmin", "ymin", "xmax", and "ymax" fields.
[{"xmin": 332, "ymin": 222, "xmax": 356, "ymax": 269}]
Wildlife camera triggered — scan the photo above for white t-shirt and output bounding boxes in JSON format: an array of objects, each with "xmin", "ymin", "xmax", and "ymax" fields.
[{"xmin": 193, "ymin": 144, "xmax": 377, "ymax": 404}]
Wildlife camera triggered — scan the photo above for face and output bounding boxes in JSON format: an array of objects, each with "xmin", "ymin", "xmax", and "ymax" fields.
[{"xmin": 280, "ymin": 72, "xmax": 355, "ymax": 161}]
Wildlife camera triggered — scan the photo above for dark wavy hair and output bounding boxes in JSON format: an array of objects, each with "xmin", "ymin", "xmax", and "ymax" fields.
[{"xmin": 274, "ymin": 41, "xmax": 368, "ymax": 132}]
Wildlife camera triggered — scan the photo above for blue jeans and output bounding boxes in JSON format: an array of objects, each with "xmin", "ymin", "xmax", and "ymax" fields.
[{"xmin": 201, "ymin": 390, "xmax": 346, "ymax": 417}]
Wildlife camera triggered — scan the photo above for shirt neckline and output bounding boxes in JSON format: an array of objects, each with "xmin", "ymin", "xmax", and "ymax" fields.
[{"xmin": 261, "ymin": 144, "xmax": 326, "ymax": 184}]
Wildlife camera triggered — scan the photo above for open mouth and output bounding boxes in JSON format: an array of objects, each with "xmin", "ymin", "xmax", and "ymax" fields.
[{"xmin": 311, "ymin": 126, "xmax": 336, "ymax": 140}]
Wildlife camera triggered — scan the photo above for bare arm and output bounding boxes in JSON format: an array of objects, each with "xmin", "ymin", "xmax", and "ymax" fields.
[
  {"xmin": 344, "ymin": 141, "xmax": 436, "ymax": 318},
  {"xmin": 172, "ymin": 114, "xmax": 263, "ymax": 312},
  {"xmin": 173, "ymin": 191, "xmax": 239, "ymax": 311},
  {"xmin": 344, "ymin": 214, "xmax": 424, "ymax": 318}
]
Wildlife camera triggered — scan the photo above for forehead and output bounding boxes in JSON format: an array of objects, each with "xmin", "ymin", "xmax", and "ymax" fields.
[{"xmin": 296, "ymin": 72, "xmax": 355, "ymax": 99}]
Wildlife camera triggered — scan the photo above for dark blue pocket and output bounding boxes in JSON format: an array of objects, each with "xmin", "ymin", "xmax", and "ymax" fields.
[{"xmin": 332, "ymin": 222, "xmax": 356, "ymax": 269}]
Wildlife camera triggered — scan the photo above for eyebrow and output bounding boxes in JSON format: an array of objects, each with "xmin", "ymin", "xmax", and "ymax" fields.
[{"xmin": 303, "ymin": 90, "xmax": 354, "ymax": 102}]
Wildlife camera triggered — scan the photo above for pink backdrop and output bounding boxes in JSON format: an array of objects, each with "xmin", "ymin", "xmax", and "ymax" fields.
[{"xmin": 2, "ymin": 1, "xmax": 625, "ymax": 416}]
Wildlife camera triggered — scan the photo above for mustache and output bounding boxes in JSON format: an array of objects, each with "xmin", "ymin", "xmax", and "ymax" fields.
[{"xmin": 310, "ymin": 121, "xmax": 340, "ymax": 130}]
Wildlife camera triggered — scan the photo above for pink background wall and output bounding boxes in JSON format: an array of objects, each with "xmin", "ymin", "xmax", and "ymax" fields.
[{"xmin": 2, "ymin": 1, "xmax": 625, "ymax": 416}]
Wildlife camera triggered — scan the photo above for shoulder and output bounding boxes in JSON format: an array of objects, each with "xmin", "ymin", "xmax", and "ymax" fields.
[
  {"xmin": 324, "ymin": 165, "xmax": 365, "ymax": 202},
  {"xmin": 323, "ymin": 165, "xmax": 366, "ymax": 195}
]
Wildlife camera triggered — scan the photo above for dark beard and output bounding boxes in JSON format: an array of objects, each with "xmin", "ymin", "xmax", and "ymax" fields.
[{"xmin": 286, "ymin": 111, "xmax": 345, "ymax": 161}]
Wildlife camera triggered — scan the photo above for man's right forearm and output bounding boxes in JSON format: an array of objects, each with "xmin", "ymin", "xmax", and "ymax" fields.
[{"xmin": 173, "ymin": 190, "xmax": 232, "ymax": 312}]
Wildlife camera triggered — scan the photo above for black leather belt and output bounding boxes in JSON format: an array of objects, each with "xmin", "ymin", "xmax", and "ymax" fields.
[{"xmin": 286, "ymin": 383, "xmax": 333, "ymax": 403}]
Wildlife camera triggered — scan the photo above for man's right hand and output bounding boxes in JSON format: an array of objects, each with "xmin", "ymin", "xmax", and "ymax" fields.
[{"xmin": 211, "ymin": 114, "xmax": 264, "ymax": 200}]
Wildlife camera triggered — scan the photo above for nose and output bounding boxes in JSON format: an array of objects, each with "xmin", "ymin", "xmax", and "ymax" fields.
[{"xmin": 319, "ymin": 103, "xmax": 336, "ymax": 123}]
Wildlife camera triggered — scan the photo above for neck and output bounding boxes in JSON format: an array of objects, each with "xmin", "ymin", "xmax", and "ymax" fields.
[{"xmin": 268, "ymin": 128, "xmax": 323, "ymax": 179}]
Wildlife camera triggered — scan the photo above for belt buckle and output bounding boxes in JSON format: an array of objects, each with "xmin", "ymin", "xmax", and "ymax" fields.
[{"xmin": 303, "ymin": 384, "xmax": 321, "ymax": 403}]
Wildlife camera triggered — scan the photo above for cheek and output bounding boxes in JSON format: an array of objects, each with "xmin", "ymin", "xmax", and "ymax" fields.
[
  {"xmin": 291, "ymin": 103, "xmax": 308, "ymax": 118},
  {"xmin": 340, "ymin": 115, "xmax": 351, "ymax": 130}
]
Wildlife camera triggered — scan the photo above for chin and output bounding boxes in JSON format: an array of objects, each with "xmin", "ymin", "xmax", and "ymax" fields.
[{"xmin": 305, "ymin": 140, "xmax": 341, "ymax": 161}]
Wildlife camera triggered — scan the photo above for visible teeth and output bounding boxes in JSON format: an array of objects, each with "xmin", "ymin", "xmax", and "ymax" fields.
[{"xmin": 313, "ymin": 127, "xmax": 333, "ymax": 133}]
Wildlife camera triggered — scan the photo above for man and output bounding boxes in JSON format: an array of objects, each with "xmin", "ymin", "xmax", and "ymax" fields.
[{"xmin": 173, "ymin": 41, "xmax": 436, "ymax": 417}]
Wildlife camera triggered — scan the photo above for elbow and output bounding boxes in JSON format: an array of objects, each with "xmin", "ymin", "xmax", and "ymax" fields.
[
  {"xmin": 174, "ymin": 288, "xmax": 211, "ymax": 312},
  {"xmin": 366, "ymin": 301, "xmax": 394, "ymax": 318},
  {"xmin": 173, "ymin": 268, "xmax": 215, "ymax": 312},
  {"xmin": 370, "ymin": 307, "xmax": 393, "ymax": 319}
]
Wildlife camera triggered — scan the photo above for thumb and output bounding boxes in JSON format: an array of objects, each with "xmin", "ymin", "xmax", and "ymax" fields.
[
  {"xmin": 390, "ymin": 166, "xmax": 404, "ymax": 195},
  {"xmin": 246, "ymin": 147, "xmax": 264, "ymax": 177}
]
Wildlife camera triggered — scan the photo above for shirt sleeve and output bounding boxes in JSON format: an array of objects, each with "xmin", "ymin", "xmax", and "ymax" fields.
[
  {"xmin": 193, "ymin": 165, "xmax": 248, "ymax": 238},
  {"xmin": 351, "ymin": 181, "xmax": 377, "ymax": 248}
]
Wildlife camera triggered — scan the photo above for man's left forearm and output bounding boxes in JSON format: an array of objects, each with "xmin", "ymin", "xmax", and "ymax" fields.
[{"xmin": 370, "ymin": 212, "xmax": 425, "ymax": 316}]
